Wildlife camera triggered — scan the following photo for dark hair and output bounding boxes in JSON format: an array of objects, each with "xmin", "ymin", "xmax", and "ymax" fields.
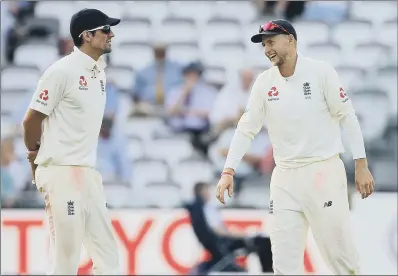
[
  {"xmin": 194, "ymin": 182, "xmax": 208, "ymax": 197},
  {"xmin": 73, "ymin": 35, "xmax": 84, "ymax": 47},
  {"xmin": 73, "ymin": 30, "xmax": 97, "ymax": 48}
]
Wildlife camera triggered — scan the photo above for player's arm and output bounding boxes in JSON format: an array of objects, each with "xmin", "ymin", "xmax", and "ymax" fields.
[
  {"xmin": 22, "ymin": 68, "xmax": 65, "ymax": 176},
  {"xmin": 222, "ymin": 74, "xmax": 267, "ymax": 175},
  {"xmin": 322, "ymin": 63, "xmax": 374, "ymax": 198},
  {"xmin": 322, "ymin": 63, "xmax": 366, "ymax": 161}
]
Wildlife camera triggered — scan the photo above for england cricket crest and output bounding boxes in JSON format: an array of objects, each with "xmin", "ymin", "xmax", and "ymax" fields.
[
  {"xmin": 67, "ymin": 200, "xmax": 75, "ymax": 215},
  {"xmin": 303, "ymin": 82, "xmax": 311, "ymax": 99}
]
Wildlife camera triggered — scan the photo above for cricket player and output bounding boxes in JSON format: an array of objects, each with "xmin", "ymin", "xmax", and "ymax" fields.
[
  {"xmin": 23, "ymin": 9, "xmax": 121, "ymax": 275},
  {"xmin": 216, "ymin": 20, "xmax": 375, "ymax": 275}
]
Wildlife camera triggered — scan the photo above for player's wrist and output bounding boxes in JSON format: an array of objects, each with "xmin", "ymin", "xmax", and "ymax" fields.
[
  {"xmin": 354, "ymin": 158, "xmax": 368, "ymax": 170},
  {"xmin": 221, "ymin": 169, "xmax": 235, "ymax": 177}
]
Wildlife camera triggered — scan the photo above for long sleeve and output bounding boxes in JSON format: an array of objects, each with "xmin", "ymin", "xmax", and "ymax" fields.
[
  {"xmin": 224, "ymin": 74, "xmax": 267, "ymax": 170},
  {"xmin": 323, "ymin": 63, "xmax": 366, "ymax": 159}
]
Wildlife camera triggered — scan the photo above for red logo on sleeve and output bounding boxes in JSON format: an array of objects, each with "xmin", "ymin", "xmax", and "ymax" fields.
[
  {"xmin": 339, "ymin": 87, "xmax": 349, "ymax": 103},
  {"xmin": 339, "ymin": 87, "xmax": 347, "ymax": 98},
  {"xmin": 267, "ymin": 86, "xmax": 279, "ymax": 101},
  {"xmin": 39, "ymin": 89, "xmax": 49, "ymax": 101}
]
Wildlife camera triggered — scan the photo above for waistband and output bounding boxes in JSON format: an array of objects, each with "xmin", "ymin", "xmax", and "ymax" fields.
[
  {"xmin": 275, "ymin": 154, "xmax": 340, "ymax": 170},
  {"xmin": 38, "ymin": 164, "xmax": 94, "ymax": 169}
]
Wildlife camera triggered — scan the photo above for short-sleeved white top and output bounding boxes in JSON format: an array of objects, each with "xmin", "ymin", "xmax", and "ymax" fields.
[{"xmin": 29, "ymin": 47, "xmax": 107, "ymax": 167}]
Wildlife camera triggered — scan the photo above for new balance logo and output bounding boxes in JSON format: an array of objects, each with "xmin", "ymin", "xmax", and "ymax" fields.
[
  {"xmin": 323, "ymin": 201, "xmax": 332, "ymax": 208},
  {"xmin": 67, "ymin": 201, "xmax": 75, "ymax": 215}
]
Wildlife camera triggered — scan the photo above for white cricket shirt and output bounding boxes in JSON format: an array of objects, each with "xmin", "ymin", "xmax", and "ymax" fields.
[
  {"xmin": 29, "ymin": 47, "xmax": 107, "ymax": 167},
  {"xmin": 224, "ymin": 53, "xmax": 366, "ymax": 170}
]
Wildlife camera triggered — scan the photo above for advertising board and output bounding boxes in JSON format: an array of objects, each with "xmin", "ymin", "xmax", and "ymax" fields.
[{"xmin": 1, "ymin": 193, "xmax": 396, "ymax": 275}]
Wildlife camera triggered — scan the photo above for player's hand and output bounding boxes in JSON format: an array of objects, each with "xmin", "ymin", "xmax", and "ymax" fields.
[
  {"xmin": 26, "ymin": 149, "xmax": 38, "ymax": 162},
  {"xmin": 355, "ymin": 166, "xmax": 375, "ymax": 199},
  {"xmin": 216, "ymin": 173, "xmax": 234, "ymax": 204},
  {"xmin": 26, "ymin": 144, "xmax": 40, "ymax": 184}
]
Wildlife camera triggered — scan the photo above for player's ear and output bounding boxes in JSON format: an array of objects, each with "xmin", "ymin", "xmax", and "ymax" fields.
[
  {"xmin": 289, "ymin": 35, "xmax": 294, "ymax": 44},
  {"xmin": 84, "ymin": 31, "xmax": 92, "ymax": 42}
]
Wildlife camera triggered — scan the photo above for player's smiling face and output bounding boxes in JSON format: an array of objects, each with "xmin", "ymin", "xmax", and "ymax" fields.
[{"xmin": 262, "ymin": 34, "xmax": 291, "ymax": 67}]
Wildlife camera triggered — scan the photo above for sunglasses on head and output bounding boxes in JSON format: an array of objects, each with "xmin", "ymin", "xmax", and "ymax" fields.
[
  {"xmin": 259, "ymin": 22, "xmax": 291, "ymax": 36},
  {"xmin": 79, "ymin": 25, "xmax": 111, "ymax": 37}
]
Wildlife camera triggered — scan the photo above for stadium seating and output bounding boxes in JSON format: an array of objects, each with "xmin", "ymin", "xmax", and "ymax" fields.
[
  {"xmin": 124, "ymin": 1, "xmax": 170, "ymax": 25},
  {"xmin": 35, "ymin": 1, "xmax": 82, "ymax": 38},
  {"xmin": 330, "ymin": 20, "xmax": 373, "ymax": 52},
  {"xmin": 126, "ymin": 137, "xmax": 145, "ymax": 162},
  {"xmin": 236, "ymin": 180, "xmax": 270, "ymax": 209},
  {"xmin": 124, "ymin": 117, "xmax": 165, "ymax": 141},
  {"xmin": 14, "ymin": 44, "xmax": 59, "ymax": 72},
  {"xmin": 212, "ymin": 1, "xmax": 257, "ymax": 25},
  {"xmin": 105, "ymin": 66, "xmax": 135, "ymax": 90},
  {"xmin": 143, "ymin": 182, "xmax": 183, "ymax": 208},
  {"xmin": 1, "ymin": 89, "xmax": 29, "ymax": 116},
  {"xmin": 350, "ymin": 1, "xmax": 397, "ymax": 26},
  {"xmin": 334, "ymin": 65, "xmax": 366, "ymax": 91},
  {"xmin": 167, "ymin": 1, "xmax": 216, "ymax": 25},
  {"xmin": 171, "ymin": 159, "xmax": 215, "ymax": 200},
  {"xmin": 77, "ymin": 1, "xmax": 124, "ymax": 19},
  {"xmin": 103, "ymin": 184, "xmax": 134, "ymax": 208},
  {"xmin": 1, "ymin": 1, "xmax": 397, "ymax": 208},
  {"xmin": 111, "ymin": 42, "xmax": 153, "ymax": 70},
  {"xmin": 351, "ymin": 89, "xmax": 391, "ymax": 144},
  {"xmin": 167, "ymin": 42, "xmax": 201, "ymax": 65},
  {"xmin": 112, "ymin": 19, "xmax": 153, "ymax": 45},
  {"xmin": 157, "ymin": 18, "xmax": 198, "ymax": 44},
  {"xmin": 1, "ymin": 66, "xmax": 40, "ymax": 91},
  {"xmin": 144, "ymin": 138, "xmax": 195, "ymax": 166},
  {"xmin": 293, "ymin": 20, "xmax": 330, "ymax": 49},
  {"xmin": 372, "ymin": 159, "xmax": 398, "ymax": 191}
]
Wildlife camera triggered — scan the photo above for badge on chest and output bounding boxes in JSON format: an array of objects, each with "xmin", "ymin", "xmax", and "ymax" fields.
[
  {"xmin": 303, "ymin": 82, "xmax": 311, "ymax": 99},
  {"xmin": 100, "ymin": 80, "xmax": 105, "ymax": 95}
]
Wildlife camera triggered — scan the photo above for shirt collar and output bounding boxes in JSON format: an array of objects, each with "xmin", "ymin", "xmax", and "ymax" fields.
[
  {"xmin": 72, "ymin": 46, "xmax": 107, "ymax": 70},
  {"xmin": 277, "ymin": 52, "xmax": 303, "ymax": 81}
]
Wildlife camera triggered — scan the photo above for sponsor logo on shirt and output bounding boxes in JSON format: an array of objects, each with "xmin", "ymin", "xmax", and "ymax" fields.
[
  {"xmin": 339, "ymin": 87, "xmax": 349, "ymax": 103},
  {"xmin": 36, "ymin": 89, "xmax": 49, "ymax": 106},
  {"xmin": 303, "ymin": 82, "xmax": 311, "ymax": 99},
  {"xmin": 79, "ymin": 76, "xmax": 88, "ymax": 91},
  {"xmin": 267, "ymin": 86, "xmax": 279, "ymax": 101}
]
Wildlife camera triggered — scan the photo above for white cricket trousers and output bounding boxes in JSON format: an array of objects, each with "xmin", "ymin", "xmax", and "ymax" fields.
[
  {"xmin": 35, "ymin": 165, "xmax": 120, "ymax": 275},
  {"xmin": 268, "ymin": 156, "xmax": 360, "ymax": 275}
]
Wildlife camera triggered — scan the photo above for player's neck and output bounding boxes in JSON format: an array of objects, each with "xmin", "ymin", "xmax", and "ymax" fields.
[
  {"xmin": 278, "ymin": 52, "xmax": 298, "ymax": 78},
  {"xmin": 79, "ymin": 45, "xmax": 102, "ymax": 61}
]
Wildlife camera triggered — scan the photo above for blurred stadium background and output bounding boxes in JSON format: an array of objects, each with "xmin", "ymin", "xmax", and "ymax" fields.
[{"xmin": 1, "ymin": 0, "xmax": 397, "ymax": 275}]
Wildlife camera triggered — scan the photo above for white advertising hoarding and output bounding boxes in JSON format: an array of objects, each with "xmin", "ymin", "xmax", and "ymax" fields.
[{"xmin": 1, "ymin": 193, "xmax": 397, "ymax": 275}]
